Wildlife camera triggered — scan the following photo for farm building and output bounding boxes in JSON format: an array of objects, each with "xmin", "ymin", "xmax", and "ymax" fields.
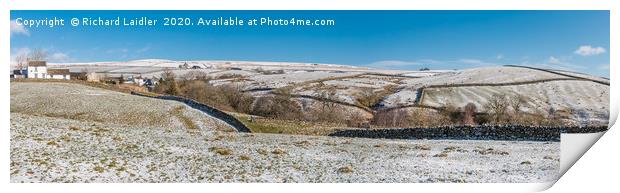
[
  {"xmin": 46, "ymin": 69, "xmax": 71, "ymax": 80},
  {"xmin": 26, "ymin": 61, "xmax": 71, "ymax": 80},
  {"xmin": 27, "ymin": 61, "xmax": 47, "ymax": 79},
  {"xmin": 11, "ymin": 69, "xmax": 27, "ymax": 79},
  {"xmin": 125, "ymin": 75, "xmax": 145, "ymax": 86},
  {"xmin": 85, "ymin": 72, "xmax": 104, "ymax": 82}
]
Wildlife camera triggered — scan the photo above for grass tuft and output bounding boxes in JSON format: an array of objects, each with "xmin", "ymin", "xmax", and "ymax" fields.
[
  {"xmin": 239, "ymin": 155, "xmax": 251, "ymax": 161},
  {"xmin": 338, "ymin": 166, "xmax": 354, "ymax": 173},
  {"xmin": 93, "ymin": 166, "xmax": 105, "ymax": 173},
  {"xmin": 209, "ymin": 147, "xmax": 233, "ymax": 156},
  {"xmin": 433, "ymin": 152, "xmax": 449, "ymax": 158},
  {"xmin": 46, "ymin": 140, "xmax": 59, "ymax": 147},
  {"xmin": 68, "ymin": 125, "xmax": 80, "ymax": 131},
  {"xmin": 271, "ymin": 148, "xmax": 286, "ymax": 155}
]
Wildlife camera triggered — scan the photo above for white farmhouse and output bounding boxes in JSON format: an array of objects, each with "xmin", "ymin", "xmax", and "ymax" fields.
[
  {"xmin": 26, "ymin": 61, "xmax": 71, "ymax": 80},
  {"xmin": 27, "ymin": 61, "xmax": 47, "ymax": 78}
]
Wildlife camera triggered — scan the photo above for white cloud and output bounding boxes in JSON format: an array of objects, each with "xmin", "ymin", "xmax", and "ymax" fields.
[
  {"xmin": 9, "ymin": 48, "xmax": 31, "ymax": 67},
  {"xmin": 10, "ymin": 48, "xmax": 31, "ymax": 61},
  {"xmin": 10, "ymin": 48, "xmax": 73, "ymax": 63},
  {"xmin": 11, "ymin": 47, "xmax": 31, "ymax": 58},
  {"xmin": 50, "ymin": 52, "xmax": 71, "ymax": 62},
  {"xmin": 574, "ymin": 45, "xmax": 606, "ymax": 56},
  {"xmin": 496, "ymin": 54, "xmax": 504, "ymax": 60},
  {"xmin": 10, "ymin": 20, "xmax": 30, "ymax": 37}
]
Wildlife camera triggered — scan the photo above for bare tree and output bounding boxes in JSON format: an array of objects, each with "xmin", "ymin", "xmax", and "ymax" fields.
[
  {"xmin": 76, "ymin": 68, "xmax": 89, "ymax": 80},
  {"xmin": 14, "ymin": 53, "xmax": 27, "ymax": 70},
  {"xmin": 356, "ymin": 87, "xmax": 380, "ymax": 107},
  {"xmin": 183, "ymin": 71, "xmax": 209, "ymax": 81},
  {"xmin": 319, "ymin": 86, "xmax": 338, "ymax": 111},
  {"xmin": 315, "ymin": 86, "xmax": 344, "ymax": 123},
  {"xmin": 508, "ymin": 95, "xmax": 526, "ymax": 114},
  {"xmin": 485, "ymin": 94, "xmax": 510, "ymax": 123},
  {"xmin": 506, "ymin": 95, "xmax": 526, "ymax": 123},
  {"xmin": 28, "ymin": 48, "xmax": 47, "ymax": 61},
  {"xmin": 347, "ymin": 110, "xmax": 369, "ymax": 128},
  {"xmin": 462, "ymin": 103, "xmax": 477, "ymax": 125}
]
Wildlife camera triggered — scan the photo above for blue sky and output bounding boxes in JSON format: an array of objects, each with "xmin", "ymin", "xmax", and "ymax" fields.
[{"xmin": 10, "ymin": 10, "xmax": 610, "ymax": 77}]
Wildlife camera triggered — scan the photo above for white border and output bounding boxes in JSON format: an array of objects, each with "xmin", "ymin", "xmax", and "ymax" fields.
[
  {"xmin": 2, "ymin": 1, "xmax": 617, "ymax": 193},
  {"xmin": 2, "ymin": 0, "xmax": 614, "ymax": 10}
]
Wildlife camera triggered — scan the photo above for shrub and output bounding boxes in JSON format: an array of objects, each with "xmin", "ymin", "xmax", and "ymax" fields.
[
  {"xmin": 371, "ymin": 109, "xmax": 412, "ymax": 127},
  {"xmin": 251, "ymin": 94, "xmax": 303, "ymax": 120},
  {"xmin": 176, "ymin": 77, "xmax": 255, "ymax": 113},
  {"xmin": 437, "ymin": 103, "xmax": 479, "ymax": 125},
  {"xmin": 182, "ymin": 71, "xmax": 210, "ymax": 81},
  {"xmin": 355, "ymin": 87, "xmax": 383, "ymax": 108},
  {"xmin": 408, "ymin": 108, "xmax": 450, "ymax": 127},
  {"xmin": 154, "ymin": 69, "xmax": 180, "ymax": 95},
  {"xmin": 216, "ymin": 73, "xmax": 244, "ymax": 79},
  {"xmin": 218, "ymin": 84, "xmax": 254, "ymax": 113},
  {"xmin": 371, "ymin": 107, "xmax": 451, "ymax": 128},
  {"xmin": 255, "ymin": 67, "xmax": 285, "ymax": 75},
  {"xmin": 474, "ymin": 114, "xmax": 491, "ymax": 125},
  {"xmin": 347, "ymin": 110, "xmax": 369, "ymax": 128}
]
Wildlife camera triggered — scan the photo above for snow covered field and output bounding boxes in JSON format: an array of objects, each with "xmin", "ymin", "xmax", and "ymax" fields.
[
  {"xmin": 10, "ymin": 82, "xmax": 559, "ymax": 183},
  {"xmin": 46, "ymin": 59, "xmax": 610, "ymax": 126},
  {"xmin": 422, "ymin": 80, "xmax": 609, "ymax": 116}
]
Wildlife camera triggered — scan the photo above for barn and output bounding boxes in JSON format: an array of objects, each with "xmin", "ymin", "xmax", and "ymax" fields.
[{"xmin": 46, "ymin": 69, "xmax": 71, "ymax": 80}]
